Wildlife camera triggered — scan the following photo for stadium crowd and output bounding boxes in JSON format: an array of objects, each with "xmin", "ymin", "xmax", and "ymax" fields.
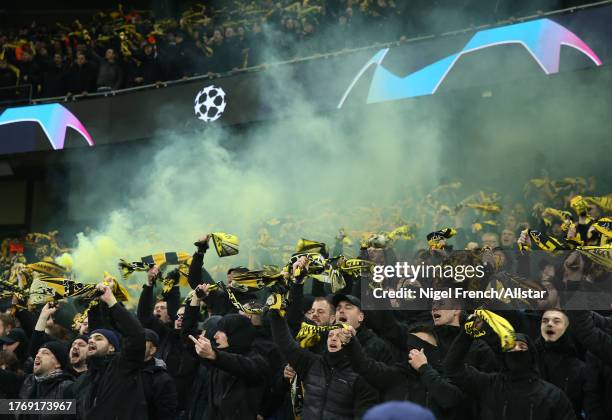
[
  {"xmin": 0, "ymin": 174, "xmax": 610, "ymax": 419},
  {"xmin": 0, "ymin": 0, "xmax": 594, "ymax": 101}
]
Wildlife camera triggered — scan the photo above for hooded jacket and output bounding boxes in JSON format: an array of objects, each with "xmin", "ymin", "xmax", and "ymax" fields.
[
  {"xmin": 183, "ymin": 313, "xmax": 221, "ymax": 420},
  {"xmin": 72, "ymin": 303, "xmax": 147, "ymax": 420},
  {"xmin": 269, "ymin": 310, "xmax": 378, "ymax": 420},
  {"xmin": 535, "ymin": 333, "xmax": 587, "ymax": 417},
  {"xmin": 198, "ymin": 313, "xmax": 269, "ymax": 420},
  {"xmin": 445, "ymin": 329, "xmax": 576, "ymax": 420},
  {"xmin": 344, "ymin": 332, "xmax": 464, "ymax": 420}
]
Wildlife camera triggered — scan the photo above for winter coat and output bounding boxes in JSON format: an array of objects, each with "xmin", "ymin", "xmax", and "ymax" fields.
[
  {"xmin": 269, "ymin": 311, "xmax": 378, "ymax": 420},
  {"xmin": 568, "ymin": 310, "xmax": 612, "ymax": 366},
  {"xmin": 584, "ymin": 351, "xmax": 612, "ymax": 420},
  {"xmin": 72, "ymin": 303, "xmax": 146, "ymax": 420},
  {"xmin": 535, "ymin": 334, "xmax": 587, "ymax": 417},
  {"xmin": 18, "ymin": 370, "xmax": 74, "ymax": 420},
  {"xmin": 137, "ymin": 284, "xmax": 198, "ymax": 411},
  {"xmin": 345, "ymin": 334, "xmax": 464, "ymax": 420},
  {"xmin": 197, "ymin": 314, "xmax": 269, "ymax": 420},
  {"xmin": 141, "ymin": 358, "xmax": 178, "ymax": 420},
  {"xmin": 252, "ymin": 323, "xmax": 285, "ymax": 417},
  {"xmin": 445, "ymin": 330, "xmax": 576, "ymax": 420}
]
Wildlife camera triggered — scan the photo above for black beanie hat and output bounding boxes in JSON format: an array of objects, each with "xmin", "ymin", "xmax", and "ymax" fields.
[
  {"xmin": 72, "ymin": 334, "xmax": 89, "ymax": 345},
  {"xmin": 217, "ymin": 314, "xmax": 255, "ymax": 354},
  {"xmin": 40, "ymin": 341, "xmax": 70, "ymax": 371},
  {"xmin": 202, "ymin": 315, "xmax": 223, "ymax": 342}
]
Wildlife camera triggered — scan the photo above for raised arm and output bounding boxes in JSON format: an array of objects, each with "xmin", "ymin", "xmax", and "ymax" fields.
[
  {"xmin": 98, "ymin": 280, "xmax": 145, "ymax": 371},
  {"xmin": 14, "ymin": 308, "xmax": 35, "ymax": 338},
  {"xmin": 180, "ymin": 289, "xmax": 202, "ymax": 341},
  {"xmin": 268, "ymin": 309, "xmax": 318, "ymax": 376},
  {"xmin": 136, "ymin": 266, "xmax": 170, "ymax": 334},
  {"xmin": 164, "ymin": 279, "xmax": 181, "ymax": 323},
  {"xmin": 591, "ymin": 311, "xmax": 612, "ymax": 332},
  {"xmin": 286, "ymin": 283, "xmax": 308, "ymax": 335},
  {"xmin": 408, "ymin": 348, "xmax": 464, "ymax": 409},
  {"xmin": 188, "ymin": 235, "xmax": 210, "ymax": 289},
  {"xmin": 568, "ymin": 310, "xmax": 612, "ymax": 365},
  {"xmin": 29, "ymin": 303, "xmax": 58, "ymax": 358},
  {"xmin": 343, "ymin": 333, "xmax": 397, "ymax": 390},
  {"xmin": 443, "ymin": 325, "xmax": 496, "ymax": 395}
]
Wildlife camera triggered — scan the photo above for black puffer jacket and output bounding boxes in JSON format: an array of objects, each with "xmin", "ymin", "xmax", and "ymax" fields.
[
  {"xmin": 198, "ymin": 314, "xmax": 269, "ymax": 420},
  {"xmin": 535, "ymin": 334, "xmax": 587, "ymax": 417},
  {"xmin": 72, "ymin": 303, "xmax": 147, "ymax": 420},
  {"xmin": 18, "ymin": 371, "xmax": 74, "ymax": 420},
  {"xmin": 445, "ymin": 330, "xmax": 576, "ymax": 420},
  {"xmin": 269, "ymin": 311, "xmax": 378, "ymax": 420}
]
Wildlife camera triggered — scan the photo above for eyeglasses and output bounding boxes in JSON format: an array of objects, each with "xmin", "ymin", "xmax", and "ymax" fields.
[{"xmin": 176, "ymin": 314, "xmax": 184, "ymax": 320}]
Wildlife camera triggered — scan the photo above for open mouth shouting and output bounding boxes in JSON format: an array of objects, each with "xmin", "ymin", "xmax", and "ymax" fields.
[
  {"xmin": 70, "ymin": 347, "xmax": 81, "ymax": 360},
  {"xmin": 544, "ymin": 328, "xmax": 557, "ymax": 340}
]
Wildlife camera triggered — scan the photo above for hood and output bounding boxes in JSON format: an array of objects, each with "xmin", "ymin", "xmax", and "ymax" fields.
[
  {"xmin": 503, "ymin": 333, "xmax": 539, "ymax": 379},
  {"xmin": 201, "ymin": 315, "xmax": 222, "ymax": 344},
  {"xmin": 217, "ymin": 313, "xmax": 256, "ymax": 354}
]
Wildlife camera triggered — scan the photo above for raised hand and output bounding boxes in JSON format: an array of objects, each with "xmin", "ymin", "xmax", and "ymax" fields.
[
  {"xmin": 283, "ymin": 364, "xmax": 296, "ymax": 381},
  {"xmin": 189, "ymin": 333, "xmax": 216, "ymax": 360},
  {"xmin": 40, "ymin": 302, "xmax": 59, "ymax": 319},
  {"xmin": 408, "ymin": 348, "xmax": 428, "ymax": 370},
  {"xmin": 147, "ymin": 265, "xmax": 160, "ymax": 286},
  {"xmin": 96, "ymin": 280, "xmax": 117, "ymax": 307}
]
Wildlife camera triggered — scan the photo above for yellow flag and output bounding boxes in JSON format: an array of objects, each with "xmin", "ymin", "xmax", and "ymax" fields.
[
  {"xmin": 211, "ymin": 232, "xmax": 239, "ymax": 257},
  {"xmin": 26, "ymin": 261, "xmax": 68, "ymax": 278},
  {"xmin": 295, "ymin": 238, "xmax": 328, "ymax": 256},
  {"xmin": 465, "ymin": 309, "xmax": 516, "ymax": 351}
]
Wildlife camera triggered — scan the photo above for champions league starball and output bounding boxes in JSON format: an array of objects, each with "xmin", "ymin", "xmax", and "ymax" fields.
[{"xmin": 194, "ymin": 85, "xmax": 227, "ymax": 122}]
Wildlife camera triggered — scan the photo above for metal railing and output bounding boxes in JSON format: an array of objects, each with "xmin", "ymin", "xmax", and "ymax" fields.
[{"xmin": 0, "ymin": 0, "xmax": 610, "ymax": 108}]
